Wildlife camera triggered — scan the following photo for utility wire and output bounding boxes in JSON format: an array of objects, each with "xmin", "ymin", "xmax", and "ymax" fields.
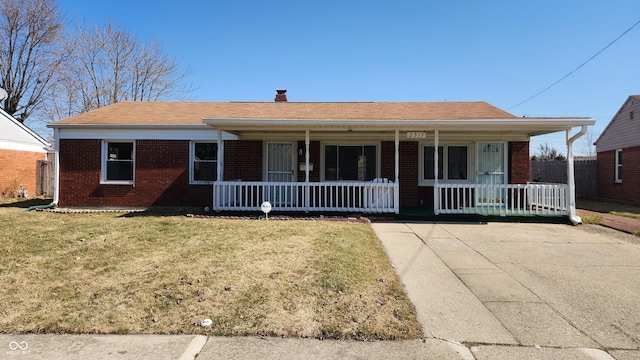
[{"xmin": 508, "ymin": 18, "xmax": 640, "ymax": 110}]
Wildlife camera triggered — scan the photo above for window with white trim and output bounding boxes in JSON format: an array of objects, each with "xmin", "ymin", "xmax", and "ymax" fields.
[
  {"xmin": 324, "ymin": 145, "xmax": 376, "ymax": 181},
  {"xmin": 421, "ymin": 144, "xmax": 469, "ymax": 182},
  {"xmin": 190, "ymin": 142, "xmax": 218, "ymax": 183},
  {"xmin": 102, "ymin": 141, "xmax": 134, "ymax": 184},
  {"xmin": 615, "ymin": 149, "xmax": 622, "ymax": 183}
]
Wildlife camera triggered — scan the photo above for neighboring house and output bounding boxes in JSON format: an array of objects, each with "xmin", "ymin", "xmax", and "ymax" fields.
[
  {"xmin": 49, "ymin": 90, "xmax": 594, "ymax": 222},
  {"xmin": 0, "ymin": 107, "xmax": 52, "ymax": 198},
  {"xmin": 595, "ymin": 95, "xmax": 640, "ymax": 204}
]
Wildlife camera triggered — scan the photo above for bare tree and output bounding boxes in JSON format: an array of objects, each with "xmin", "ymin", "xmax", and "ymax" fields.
[
  {"xmin": 0, "ymin": 0, "xmax": 64, "ymax": 123},
  {"xmin": 579, "ymin": 128, "xmax": 598, "ymax": 158},
  {"xmin": 43, "ymin": 21, "xmax": 192, "ymax": 121},
  {"xmin": 532, "ymin": 143, "xmax": 566, "ymax": 161}
]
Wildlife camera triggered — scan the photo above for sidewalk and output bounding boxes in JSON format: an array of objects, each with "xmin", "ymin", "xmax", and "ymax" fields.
[{"xmin": 577, "ymin": 209, "xmax": 640, "ymax": 234}]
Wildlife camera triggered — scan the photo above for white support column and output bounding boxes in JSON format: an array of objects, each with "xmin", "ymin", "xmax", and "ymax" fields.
[
  {"xmin": 215, "ymin": 128, "xmax": 224, "ymax": 210},
  {"xmin": 434, "ymin": 129, "xmax": 440, "ymax": 215},
  {"xmin": 566, "ymin": 126, "xmax": 587, "ymax": 225},
  {"xmin": 394, "ymin": 129, "xmax": 400, "ymax": 214},
  {"xmin": 305, "ymin": 129, "xmax": 310, "ymax": 212},
  {"xmin": 53, "ymin": 128, "xmax": 60, "ymax": 205},
  {"xmin": 218, "ymin": 129, "xmax": 224, "ymax": 181}
]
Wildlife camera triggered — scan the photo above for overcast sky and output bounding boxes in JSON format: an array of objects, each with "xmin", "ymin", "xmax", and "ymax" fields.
[{"xmin": 52, "ymin": 0, "xmax": 640, "ymax": 156}]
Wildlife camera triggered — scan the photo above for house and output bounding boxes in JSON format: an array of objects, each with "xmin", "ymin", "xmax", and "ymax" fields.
[
  {"xmin": 0, "ymin": 107, "xmax": 52, "ymax": 198},
  {"xmin": 48, "ymin": 90, "xmax": 594, "ymax": 223},
  {"xmin": 595, "ymin": 95, "xmax": 640, "ymax": 204}
]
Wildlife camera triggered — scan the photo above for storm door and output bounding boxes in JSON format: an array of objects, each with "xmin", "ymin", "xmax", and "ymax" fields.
[
  {"xmin": 266, "ymin": 142, "xmax": 296, "ymax": 206},
  {"xmin": 476, "ymin": 143, "xmax": 506, "ymax": 206}
]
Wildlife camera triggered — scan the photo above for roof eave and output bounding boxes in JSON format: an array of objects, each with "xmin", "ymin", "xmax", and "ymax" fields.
[{"xmin": 202, "ymin": 117, "xmax": 595, "ymax": 132}]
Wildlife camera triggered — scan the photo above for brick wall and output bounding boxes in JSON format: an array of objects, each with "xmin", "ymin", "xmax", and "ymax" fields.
[
  {"xmin": 0, "ymin": 149, "xmax": 46, "ymax": 197},
  {"xmin": 58, "ymin": 139, "xmax": 211, "ymax": 207},
  {"xmin": 509, "ymin": 141, "xmax": 530, "ymax": 184},
  {"xmin": 598, "ymin": 146, "xmax": 640, "ymax": 203},
  {"xmin": 224, "ymin": 140, "xmax": 262, "ymax": 181},
  {"xmin": 381, "ymin": 141, "xmax": 419, "ymax": 207}
]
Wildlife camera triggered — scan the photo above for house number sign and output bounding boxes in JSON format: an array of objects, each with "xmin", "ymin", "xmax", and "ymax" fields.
[{"xmin": 406, "ymin": 131, "xmax": 427, "ymax": 139}]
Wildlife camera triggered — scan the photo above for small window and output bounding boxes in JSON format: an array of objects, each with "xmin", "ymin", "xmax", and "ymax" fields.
[
  {"xmin": 615, "ymin": 149, "xmax": 622, "ymax": 183},
  {"xmin": 422, "ymin": 145, "xmax": 468, "ymax": 181},
  {"xmin": 423, "ymin": 146, "xmax": 444, "ymax": 180},
  {"xmin": 630, "ymin": 111, "xmax": 634, "ymax": 120},
  {"xmin": 191, "ymin": 142, "xmax": 218, "ymax": 183},
  {"xmin": 324, "ymin": 145, "xmax": 376, "ymax": 181},
  {"xmin": 102, "ymin": 141, "xmax": 134, "ymax": 183}
]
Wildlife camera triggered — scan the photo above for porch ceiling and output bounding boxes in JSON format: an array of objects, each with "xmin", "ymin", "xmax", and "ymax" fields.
[{"xmin": 202, "ymin": 117, "xmax": 595, "ymax": 137}]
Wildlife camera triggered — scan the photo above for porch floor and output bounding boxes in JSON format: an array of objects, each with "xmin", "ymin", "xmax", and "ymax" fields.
[{"xmin": 395, "ymin": 207, "xmax": 570, "ymax": 224}]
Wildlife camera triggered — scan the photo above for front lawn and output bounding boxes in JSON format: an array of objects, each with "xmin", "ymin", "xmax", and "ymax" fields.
[{"xmin": 0, "ymin": 208, "xmax": 422, "ymax": 340}]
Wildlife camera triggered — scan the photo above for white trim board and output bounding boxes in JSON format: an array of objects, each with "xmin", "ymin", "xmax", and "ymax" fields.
[{"xmin": 57, "ymin": 128, "xmax": 239, "ymax": 141}]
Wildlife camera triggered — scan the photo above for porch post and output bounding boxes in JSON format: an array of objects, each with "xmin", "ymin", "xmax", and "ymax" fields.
[
  {"xmin": 215, "ymin": 128, "xmax": 224, "ymax": 210},
  {"xmin": 394, "ymin": 129, "xmax": 400, "ymax": 214},
  {"xmin": 305, "ymin": 129, "xmax": 310, "ymax": 212},
  {"xmin": 566, "ymin": 126, "xmax": 587, "ymax": 225},
  {"xmin": 434, "ymin": 129, "xmax": 440, "ymax": 215}
]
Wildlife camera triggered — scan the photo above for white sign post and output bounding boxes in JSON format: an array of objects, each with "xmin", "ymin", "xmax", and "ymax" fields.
[{"xmin": 260, "ymin": 201, "xmax": 272, "ymax": 219}]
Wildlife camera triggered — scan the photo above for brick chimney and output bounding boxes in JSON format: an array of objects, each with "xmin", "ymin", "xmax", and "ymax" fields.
[{"xmin": 275, "ymin": 89, "xmax": 287, "ymax": 102}]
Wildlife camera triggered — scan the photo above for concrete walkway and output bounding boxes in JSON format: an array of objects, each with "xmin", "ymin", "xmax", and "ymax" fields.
[
  {"xmin": 372, "ymin": 221, "xmax": 640, "ymax": 360},
  {"xmin": 3, "ymin": 221, "xmax": 639, "ymax": 359}
]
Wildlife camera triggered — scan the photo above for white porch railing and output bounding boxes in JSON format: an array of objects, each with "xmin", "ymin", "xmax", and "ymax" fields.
[
  {"xmin": 438, "ymin": 183, "xmax": 568, "ymax": 216},
  {"xmin": 213, "ymin": 181, "xmax": 399, "ymax": 213}
]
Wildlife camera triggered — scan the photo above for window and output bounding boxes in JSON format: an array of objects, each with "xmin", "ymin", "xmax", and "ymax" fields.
[
  {"xmin": 324, "ymin": 145, "xmax": 376, "ymax": 181},
  {"xmin": 630, "ymin": 111, "xmax": 634, "ymax": 120},
  {"xmin": 423, "ymin": 146, "xmax": 443, "ymax": 180},
  {"xmin": 615, "ymin": 149, "xmax": 622, "ymax": 183},
  {"xmin": 102, "ymin": 141, "xmax": 134, "ymax": 183},
  {"xmin": 422, "ymin": 145, "xmax": 468, "ymax": 181},
  {"xmin": 191, "ymin": 142, "xmax": 218, "ymax": 183}
]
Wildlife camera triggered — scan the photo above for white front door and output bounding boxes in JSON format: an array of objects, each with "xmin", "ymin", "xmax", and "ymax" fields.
[
  {"xmin": 266, "ymin": 142, "xmax": 296, "ymax": 205},
  {"xmin": 476, "ymin": 142, "xmax": 506, "ymax": 205}
]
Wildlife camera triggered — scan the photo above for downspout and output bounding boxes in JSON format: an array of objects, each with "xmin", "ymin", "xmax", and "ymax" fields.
[{"xmin": 566, "ymin": 125, "xmax": 588, "ymax": 225}]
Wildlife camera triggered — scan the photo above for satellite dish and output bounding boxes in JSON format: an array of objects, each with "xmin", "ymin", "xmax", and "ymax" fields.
[{"xmin": 0, "ymin": 88, "xmax": 7, "ymax": 102}]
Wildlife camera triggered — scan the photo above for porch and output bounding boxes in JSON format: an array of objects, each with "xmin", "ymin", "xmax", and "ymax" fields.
[{"xmin": 212, "ymin": 181, "xmax": 568, "ymax": 217}]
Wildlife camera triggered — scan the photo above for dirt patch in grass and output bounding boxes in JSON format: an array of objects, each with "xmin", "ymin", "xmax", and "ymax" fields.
[{"xmin": 0, "ymin": 209, "xmax": 422, "ymax": 340}]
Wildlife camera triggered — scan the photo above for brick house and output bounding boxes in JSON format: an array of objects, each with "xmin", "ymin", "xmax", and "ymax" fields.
[
  {"xmin": 0, "ymin": 107, "xmax": 51, "ymax": 198},
  {"xmin": 49, "ymin": 90, "xmax": 594, "ymax": 222},
  {"xmin": 595, "ymin": 95, "xmax": 640, "ymax": 204}
]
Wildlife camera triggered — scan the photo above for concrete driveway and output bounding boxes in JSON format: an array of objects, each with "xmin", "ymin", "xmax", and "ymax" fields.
[{"xmin": 372, "ymin": 222, "xmax": 640, "ymax": 360}]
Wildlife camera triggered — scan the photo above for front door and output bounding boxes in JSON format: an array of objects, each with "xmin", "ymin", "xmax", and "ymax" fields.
[
  {"xmin": 476, "ymin": 142, "xmax": 506, "ymax": 206},
  {"xmin": 266, "ymin": 142, "xmax": 296, "ymax": 206}
]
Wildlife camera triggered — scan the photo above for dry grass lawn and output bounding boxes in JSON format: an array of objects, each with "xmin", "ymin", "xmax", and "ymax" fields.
[{"xmin": 0, "ymin": 207, "xmax": 422, "ymax": 340}]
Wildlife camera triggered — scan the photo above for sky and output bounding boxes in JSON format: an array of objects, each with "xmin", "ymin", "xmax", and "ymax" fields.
[{"xmin": 47, "ymin": 0, "xmax": 640, "ymax": 156}]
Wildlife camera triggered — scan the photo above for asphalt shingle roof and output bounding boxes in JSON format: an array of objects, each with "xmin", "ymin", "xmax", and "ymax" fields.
[{"xmin": 52, "ymin": 101, "xmax": 518, "ymax": 126}]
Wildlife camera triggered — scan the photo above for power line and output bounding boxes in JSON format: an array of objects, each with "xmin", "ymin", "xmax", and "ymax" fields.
[{"xmin": 508, "ymin": 18, "xmax": 640, "ymax": 110}]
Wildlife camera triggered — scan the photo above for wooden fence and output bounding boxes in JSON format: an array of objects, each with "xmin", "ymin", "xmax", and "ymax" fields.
[
  {"xmin": 36, "ymin": 160, "xmax": 54, "ymax": 196},
  {"xmin": 530, "ymin": 159, "xmax": 596, "ymax": 199}
]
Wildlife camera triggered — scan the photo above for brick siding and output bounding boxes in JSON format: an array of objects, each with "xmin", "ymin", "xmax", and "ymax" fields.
[
  {"xmin": 381, "ymin": 141, "xmax": 419, "ymax": 207},
  {"xmin": 58, "ymin": 139, "xmax": 211, "ymax": 207},
  {"xmin": 224, "ymin": 140, "xmax": 262, "ymax": 181},
  {"xmin": 597, "ymin": 146, "xmax": 640, "ymax": 203},
  {"xmin": 509, "ymin": 141, "xmax": 530, "ymax": 184},
  {"xmin": 0, "ymin": 149, "xmax": 46, "ymax": 197}
]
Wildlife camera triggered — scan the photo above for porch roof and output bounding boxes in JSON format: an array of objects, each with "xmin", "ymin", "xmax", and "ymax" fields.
[{"xmin": 48, "ymin": 100, "xmax": 594, "ymax": 137}]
